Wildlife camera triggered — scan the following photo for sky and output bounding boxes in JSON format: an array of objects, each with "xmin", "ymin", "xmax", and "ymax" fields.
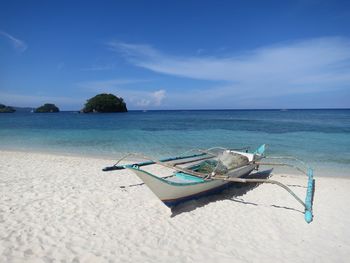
[{"xmin": 0, "ymin": 0, "xmax": 350, "ymax": 110}]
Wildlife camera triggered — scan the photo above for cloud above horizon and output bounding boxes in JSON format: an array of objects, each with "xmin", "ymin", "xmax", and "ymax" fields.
[
  {"xmin": 78, "ymin": 79, "xmax": 167, "ymax": 108},
  {"xmin": 0, "ymin": 30, "xmax": 27, "ymax": 52},
  {"xmin": 107, "ymin": 37, "xmax": 350, "ymax": 106},
  {"xmin": 133, "ymin": 89, "xmax": 166, "ymax": 107}
]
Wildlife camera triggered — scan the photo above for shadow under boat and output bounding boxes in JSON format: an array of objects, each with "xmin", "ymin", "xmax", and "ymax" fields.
[{"xmin": 170, "ymin": 169, "xmax": 303, "ymax": 217}]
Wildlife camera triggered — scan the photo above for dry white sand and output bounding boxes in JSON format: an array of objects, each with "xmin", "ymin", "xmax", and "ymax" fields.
[{"xmin": 1, "ymin": 150, "xmax": 350, "ymax": 263}]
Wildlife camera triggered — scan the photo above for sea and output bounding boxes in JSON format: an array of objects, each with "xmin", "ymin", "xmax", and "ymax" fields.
[{"xmin": 0, "ymin": 109, "xmax": 349, "ymax": 176}]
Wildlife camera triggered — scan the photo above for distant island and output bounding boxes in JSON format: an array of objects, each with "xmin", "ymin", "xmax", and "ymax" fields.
[
  {"xmin": 0, "ymin": 104, "xmax": 16, "ymax": 113},
  {"xmin": 35, "ymin": 103, "xmax": 60, "ymax": 113},
  {"xmin": 81, "ymin": 93, "xmax": 127, "ymax": 113}
]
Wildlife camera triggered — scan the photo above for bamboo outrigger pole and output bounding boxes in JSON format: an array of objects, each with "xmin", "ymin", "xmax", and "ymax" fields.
[
  {"xmin": 224, "ymin": 158, "xmax": 315, "ymax": 224},
  {"xmin": 211, "ymin": 169, "xmax": 315, "ymax": 223}
]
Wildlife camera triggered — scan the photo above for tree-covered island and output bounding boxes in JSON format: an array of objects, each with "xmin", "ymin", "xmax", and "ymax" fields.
[
  {"xmin": 35, "ymin": 103, "xmax": 60, "ymax": 113},
  {"xmin": 81, "ymin": 94, "xmax": 127, "ymax": 113},
  {"xmin": 0, "ymin": 104, "xmax": 16, "ymax": 113}
]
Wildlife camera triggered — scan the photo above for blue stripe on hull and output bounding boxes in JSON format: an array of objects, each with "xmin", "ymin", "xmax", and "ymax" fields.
[{"xmin": 162, "ymin": 182, "xmax": 234, "ymax": 207}]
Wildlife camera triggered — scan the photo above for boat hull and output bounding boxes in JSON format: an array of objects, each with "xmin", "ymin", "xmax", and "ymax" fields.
[
  {"xmin": 162, "ymin": 181, "xmax": 233, "ymax": 207},
  {"xmin": 128, "ymin": 163, "xmax": 256, "ymax": 207}
]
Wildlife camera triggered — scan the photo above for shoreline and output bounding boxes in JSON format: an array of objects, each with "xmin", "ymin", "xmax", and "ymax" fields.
[
  {"xmin": 1, "ymin": 148, "xmax": 348, "ymax": 179},
  {"xmin": 0, "ymin": 147, "xmax": 119, "ymax": 161}
]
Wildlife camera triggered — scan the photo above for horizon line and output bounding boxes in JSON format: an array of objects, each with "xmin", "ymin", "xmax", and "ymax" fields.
[{"xmin": 10, "ymin": 107, "xmax": 350, "ymax": 112}]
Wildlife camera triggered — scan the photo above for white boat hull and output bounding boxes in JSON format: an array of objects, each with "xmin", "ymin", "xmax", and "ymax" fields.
[{"xmin": 128, "ymin": 163, "xmax": 257, "ymax": 207}]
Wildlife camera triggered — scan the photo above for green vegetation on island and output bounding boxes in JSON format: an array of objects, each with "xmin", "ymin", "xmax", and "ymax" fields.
[
  {"xmin": 81, "ymin": 93, "xmax": 127, "ymax": 113},
  {"xmin": 35, "ymin": 103, "xmax": 60, "ymax": 113},
  {"xmin": 0, "ymin": 104, "xmax": 16, "ymax": 113}
]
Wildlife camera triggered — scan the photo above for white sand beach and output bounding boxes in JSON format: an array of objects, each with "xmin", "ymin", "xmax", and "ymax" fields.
[{"xmin": 1, "ymin": 150, "xmax": 350, "ymax": 263}]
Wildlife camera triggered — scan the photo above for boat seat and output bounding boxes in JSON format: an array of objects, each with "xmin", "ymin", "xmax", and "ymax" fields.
[{"xmin": 167, "ymin": 172, "xmax": 205, "ymax": 183}]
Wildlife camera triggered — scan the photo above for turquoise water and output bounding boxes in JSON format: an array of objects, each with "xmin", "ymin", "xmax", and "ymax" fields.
[{"xmin": 0, "ymin": 109, "xmax": 349, "ymax": 176}]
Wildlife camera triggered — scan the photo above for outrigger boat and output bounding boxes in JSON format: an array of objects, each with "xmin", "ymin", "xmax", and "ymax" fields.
[{"xmin": 103, "ymin": 144, "xmax": 315, "ymax": 223}]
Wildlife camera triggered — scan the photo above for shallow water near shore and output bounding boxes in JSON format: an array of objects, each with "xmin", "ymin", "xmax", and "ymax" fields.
[{"xmin": 0, "ymin": 109, "xmax": 349, "ymax": 176}]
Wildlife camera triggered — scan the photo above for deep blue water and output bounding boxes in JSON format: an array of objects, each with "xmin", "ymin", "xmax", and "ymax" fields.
[{"xmin": 0, "ymin": 109, "xmax": 349, "ymax": 176}]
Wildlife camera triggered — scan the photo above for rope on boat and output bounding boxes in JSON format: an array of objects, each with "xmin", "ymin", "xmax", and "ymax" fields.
[
  {"xmin": 131, "ymin": 153, "xmax": 211, "ymax": 177},
  {"xmin": 103, "ymin": 146, "xmax": 251, "ymax": 171},
  {"xmin": 104, "ymin": 150, "xmax": 209, "ymax": 171}
]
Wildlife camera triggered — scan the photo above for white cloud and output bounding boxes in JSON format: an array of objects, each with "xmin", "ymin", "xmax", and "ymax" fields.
[
  {"xmin": 135, "ymin": 98, "xmax": 150, "ymax": 107},
  {"xmin": 0, "ymin": 30, "xmax": 27, "ymax": 52},
  {"xmin": 122, "ymin": 88, "xmax": 167, "ymax": 108},
  {"xmin": 152, "ymin": 89, "xmax": 166, "ymax": 106},
  {"xmin": 108, "ymin": 37, "xmax": 350, "ymax": 102},
  {"xmin": 133, "ymin": 89, "xmax": 166, "ymax": 107}
]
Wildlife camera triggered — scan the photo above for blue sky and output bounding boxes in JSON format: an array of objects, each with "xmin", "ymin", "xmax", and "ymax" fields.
[{"xmin": 1, "ymin": 0, "xmax": 350, "ymax": 110}]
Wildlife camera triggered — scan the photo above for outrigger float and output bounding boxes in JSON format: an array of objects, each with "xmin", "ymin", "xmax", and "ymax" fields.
[{"xmin": 103, "ymin": 145, "xmax": 315, "ymax": 223}]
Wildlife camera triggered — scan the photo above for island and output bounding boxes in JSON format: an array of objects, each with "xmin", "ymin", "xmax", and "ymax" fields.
[
  {"xmin": 35, "ymin": 103, "xmax": 60, "ymax": 113},
  {"xmin": 81, "ymin": 93, "xmax": 127, "ymax": 113},
  {"xmin": 0, "ymin": 104, "xmax": 16, "ymax": 113}
]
